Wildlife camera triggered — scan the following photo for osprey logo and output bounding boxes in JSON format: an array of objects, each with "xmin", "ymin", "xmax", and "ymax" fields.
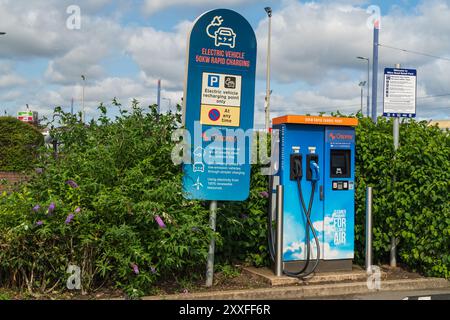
[{"xmin": 329, "ymin": 133, "xmax": 353, "ymax": 141}]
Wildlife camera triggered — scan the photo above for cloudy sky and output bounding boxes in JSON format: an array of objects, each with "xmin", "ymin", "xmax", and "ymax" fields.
[{"xmin": 0, "ymin": 0, "xmax": 449, "ymax": 127}]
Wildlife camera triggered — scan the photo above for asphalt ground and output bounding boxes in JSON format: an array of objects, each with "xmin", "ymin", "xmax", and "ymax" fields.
[{"xmin": 311, "ymin": 288, "xmax": 450, "ymax": 300}]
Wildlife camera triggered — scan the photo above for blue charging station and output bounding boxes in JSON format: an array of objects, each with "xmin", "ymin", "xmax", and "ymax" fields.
[{"xmin": 269, "ymin": 115, "xmax": 359, "ymax": 277}]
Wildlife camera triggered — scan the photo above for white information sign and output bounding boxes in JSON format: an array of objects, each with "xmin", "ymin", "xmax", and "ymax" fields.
[{"xmin": 383, "ymin": 68, "xmax": 417, "ymax": 118}]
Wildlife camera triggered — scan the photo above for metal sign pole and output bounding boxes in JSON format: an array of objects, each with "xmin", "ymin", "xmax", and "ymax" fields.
[
  {"xmin": 206, "ymin": 200, "xmax": 218, "ymax": 287},
  {"xmin": 390, "ymin": 63, "xmax": 401, "ymax": 268},
  {"xmin": 366, "ymin": 187, "xmax": 373, "ymax": 272},
  {"xmin": 275, "ymin": 185, "xmax": 284, "ymax": 277},
  {"xmin": 390, "ymin": 116, "xmax": 399, "ymax": 267}
]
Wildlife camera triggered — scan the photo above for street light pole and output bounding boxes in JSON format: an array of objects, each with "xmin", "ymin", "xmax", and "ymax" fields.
[
  {"xmin": 81, "ymin": 75, "xmax": 86, "ymax": 123},
  {"xmin": 359, "ymin": 81, "xmax": 366, "ymax": 115},
  {"xmin": 371, "ymin": 22, "xmax": 380, "ymax": 123},
  {"xmin": 162, "ymin": 97, "xmax": 172, "ymax": 113},
  {"xmin": 264, "ymin": 7, "xmax": 272, "ymax": 131},
  {"xmin": 157, "ymin": 79, "xmax": 161, "ymax": 114},
  {"xmin": 357, "ymin": 56, "xmax": 370, "ymax": 117}
]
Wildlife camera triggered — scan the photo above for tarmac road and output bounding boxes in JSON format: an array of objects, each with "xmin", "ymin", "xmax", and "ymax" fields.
[{"xmin": 311, "ymin": 288, "xmax": 450, "ymax": 300}]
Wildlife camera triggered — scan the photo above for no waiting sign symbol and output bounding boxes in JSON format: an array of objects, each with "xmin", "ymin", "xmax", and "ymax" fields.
[{"xmin": 208, "ymin": 108, "xmax": 221, "ymax": 121}]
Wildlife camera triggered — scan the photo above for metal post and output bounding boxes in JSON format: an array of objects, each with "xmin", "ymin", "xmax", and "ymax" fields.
[
  {"xmin": 357, "ymin": 56, "xmax": 371, "ymax": 117},
  {"xmin": 82, "ymin": 86, "xmax": 85, "ymax": 122},
  {"xmin": 390, "ymin": 121, "xmax": 399, "ymax": 267},
  {"xmin": 393, "ymin": 118, "xmax": 400, "ymax": 149},
  {"xmin": 390, "ymin": 120, "xmax": 399, "ymax": 267},
  {"xmin": 366, "ymin": 187, "xmax": 373, "ymax": 272},
  {"xmin": 206, "ymin": 200, "xmax": 218, "ymax": 287},
  {"xmin": 157, "ymin": 79, "xmax": 161, "ymax": 114},
  {"xmin": 360, "ymin": 86, "xmax": 364, "ymax": 115},
  {"xmin": 367, "ymin": 59, "xmax": 370, "ymax": 118},
  {"xmin": 390, "ymin": 63, "xmax": 401, "ymax": 268},
  {"xmin": 275, "ymin": 185, "xmax": 284, "ymax": 277},
  {"xmin": 264, "ymin": 7, "xmax": 272, "ymax": 131},
  {"xmin": 371, "ymin": 22, "xmax": 380, "ymax": 123},
  {"xmin": 81, "ymin": 75, "xmax": 86, "ymax": 123}
]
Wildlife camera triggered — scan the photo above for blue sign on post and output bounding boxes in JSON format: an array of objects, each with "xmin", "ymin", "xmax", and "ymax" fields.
[{"xmin": 182, "ymin": 9, "xmax": 257, "ymax": 201}]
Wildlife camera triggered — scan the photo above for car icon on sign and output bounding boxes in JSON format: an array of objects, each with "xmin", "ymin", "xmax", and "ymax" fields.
[
  {"xmin": 193, "ymin": 162, "xmax": 205, "ymax": 173},
  {"xmin": 214, "ymin": 27, "xmax": 236, "ymax": 48}
]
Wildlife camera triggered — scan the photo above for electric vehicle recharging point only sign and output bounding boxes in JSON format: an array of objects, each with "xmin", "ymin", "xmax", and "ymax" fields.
[{"xmin": 182, "ymin": 9, "xmax": 257, "ymax": 201}]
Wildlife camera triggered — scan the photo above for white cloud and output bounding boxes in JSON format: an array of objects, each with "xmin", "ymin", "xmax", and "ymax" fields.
[
  {"xmin": 313, "ymin": 221, "xmax": 324, "ymax": 233},
  {"xmin": 1, "ymin": 0, "xmax": 449, "ymax": 121},
  {"xmin": 323, "ymin": 242, "xmax": 354, "ymax": 259},
  {"xmin": 142, "ymin": 0, "xmax": 260, "ymax": 15},
  {"xmin": 284, "ymin": 238, "xmax": 353, "ymax": 261},
  {"xmin": 253, "ymin": 1, "xmax": 450, "ymax": 122},
  {"xmin": 256, "ymin": 1, "xmax": 450, "ymax": 84},
  {"xmin": 0, "ymin": 74, "xmax": 26, "ymax": 88},
  {"xmin": 284, "ymin": 240, "xmax": 321, "ymax": 260},
  {"xmin": 255, "ymin": 2, "xmax": 373, "ymax": 84},
  {"xmin": 126, "ymin": 21, "xmax": 192, "ymax": 88},
  {"xmin": 0, "ymin": 2, "xmax": 71, "ymax": 58}
]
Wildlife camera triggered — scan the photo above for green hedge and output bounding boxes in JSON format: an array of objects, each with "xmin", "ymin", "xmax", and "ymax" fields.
[
  {"xmin": 354, "ymin": 117, "xmax": 450, "ymax": 277},
  {"xmin": 0, "ymin": 105, "xmax": 448, "ymax": 298},
  {"xmin": 0, "ymin": 103, "xmax": 213, "ymax": 297},
  {"xmin": 0, "ymin": 117, "xmax": 44, "ymax": 172}
]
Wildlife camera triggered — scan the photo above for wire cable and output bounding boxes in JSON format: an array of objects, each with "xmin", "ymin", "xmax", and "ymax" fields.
[
  {"xmin": 268, "ymin": 160, "xmax": 321, "ymax": 279},
  {"xmin": 378, "ymin": 43, "xmax": 450, "ymax": 62}
]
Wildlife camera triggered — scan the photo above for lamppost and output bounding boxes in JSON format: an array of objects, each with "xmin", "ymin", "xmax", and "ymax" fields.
[
  {"xmin": 264, "ymin": 7, "xmax": 272, "ymax": 131},
  {"xmin": 357, "ymin": 56, "xmax": 370, "ymax": 117},
  {"xmin": 81, "ymin": 75, "xmax": 86, "ymax": 123},
  {"xmin": 359, "ymin": 81, "xmax": 366, "ymax": 115},
  {"xmin": 162, "ymin": 97, "xmax": 172, "ymax": 113}
]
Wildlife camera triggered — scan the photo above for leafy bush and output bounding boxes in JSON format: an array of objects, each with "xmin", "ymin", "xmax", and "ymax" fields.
[
  {"xmin": 216, "ymin": 164, "xmax": 269, "ymax": 267},
  {"xmin": 0, "ymin": 117, "xmax": 44, "ymax": 172},
  {"xmin": 355, "ymin": 117, "xmax": 450, "ymax": 277},
  {"xmin": 0, "ymin": 101, "xmax": 214, "ymax": 296},
  {"xmin": 0, "ymin": 105, "xmax": 448, "ymax": 298}
]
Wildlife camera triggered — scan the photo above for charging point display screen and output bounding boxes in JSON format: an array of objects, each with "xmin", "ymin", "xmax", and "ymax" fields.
[{"xmin": 330, "ymin": 150, "xmax": 350, "ymax": 178}]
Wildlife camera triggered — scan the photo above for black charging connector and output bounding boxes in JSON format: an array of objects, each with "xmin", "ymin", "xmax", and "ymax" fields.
[
  {"xmin": 290, "ymin": 154, "xmax": 303, "ymax": 181},
  {"xmin": 306, "ymin": 154, "xmax": 319, "ymax": 181}
]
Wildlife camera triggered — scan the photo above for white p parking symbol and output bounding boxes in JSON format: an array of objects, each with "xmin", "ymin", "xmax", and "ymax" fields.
[{"xmin": 208, "ymin": 75, "xmax": 220, "ymax": 87}]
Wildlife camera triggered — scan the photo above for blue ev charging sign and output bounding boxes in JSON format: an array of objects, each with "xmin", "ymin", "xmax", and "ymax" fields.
[{"xmin": 182, "ymin": 9, "xmax": 257, "ymax": 201}]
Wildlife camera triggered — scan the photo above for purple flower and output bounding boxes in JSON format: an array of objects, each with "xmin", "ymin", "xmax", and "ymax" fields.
[
  {"xmin": 74, "ymin": 207, "xmax": 81, "ymax": 214},
  {"xmin": 48, "ymin": 202, "xmax": 56, "ymax": 215},
  {"xmin": 66, "ymin": 180, "xmax": 79, "ymax": 189},
  {"xmin": 32, "ymin": 205, "xmax": 41, "ymax": 212},
  {"xmin": 65, "ymin": 214, "xmax": 75, "ymax": 224},
  {"xmin": 241, "ymin": 214, "xmax": 249, "ymax": 220},
  {"xmin": 154, "ymin": 215, "xmax": 166, "ymax": 229},
  {"xmin": 150, "ymin": 266, "xmax": 157, "ymax": 274},
  {"xmin": 260, "ymin": 191, "xmax": 269, "ymax": 198},
  {"xmin": 131, "ymin": 263, "xmax": 139, "ymax": 275},
  {"xmin": 35, "ymin": 168, "xmax": 43, "ymax": 174},
  {"xmin": 36, "ymin": 220, "xmax": 44, "ymax": 226}
]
